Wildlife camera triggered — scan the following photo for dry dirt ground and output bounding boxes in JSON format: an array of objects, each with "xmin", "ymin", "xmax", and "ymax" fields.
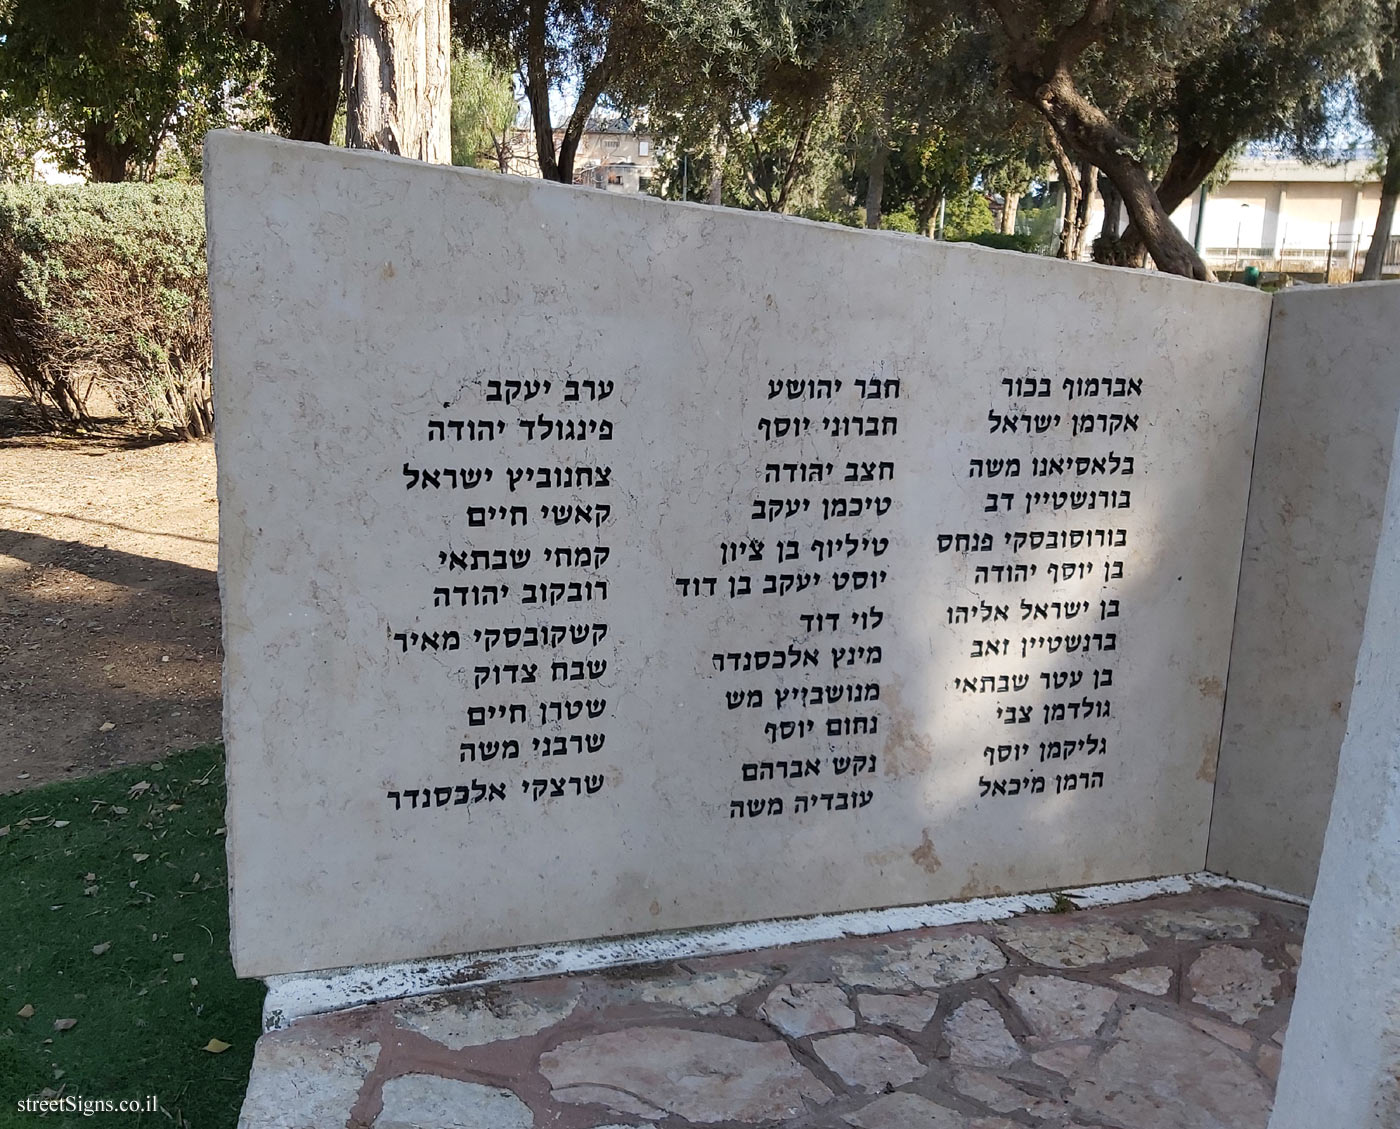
[{"xmin": 0, "ymin": 369, "xmax": 222, "ymax": 792}]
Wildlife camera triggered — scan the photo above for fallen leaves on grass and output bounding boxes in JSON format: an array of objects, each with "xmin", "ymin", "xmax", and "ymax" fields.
[
  {"xmin": 132, "ymin": 853, "xmax": 149, "ymax": 863},
  {"xmin": 127, "ymin": 782, "xmax": 150, "ymax": 800},
  {"xmin": 91, "ymin": 942, "xmax": 111, "ymax": 956},
  {"xmin": 53, "ymin": 1018, "xmax": 77, "ymax": 1032},
  {"xmin": 18, "ymin": 1003, "xmax": 34, "ymax": 1018},
  {"xmin": 202, "ymin": 1038, "xmax": 230, "ymax": 1054},
  {"xmin": 0, "ymin": 745, "xmax": 265, "ymax": 1129}
]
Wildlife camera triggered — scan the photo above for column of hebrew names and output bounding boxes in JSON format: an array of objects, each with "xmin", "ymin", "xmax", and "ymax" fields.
[
  {"xmin": 674, "ymin": 369, "xmax": 902, "ymax": 824},
  {"xmin": 385, "ymin": 375, "xmax": 618, "ymax": 816},
  {"xmin": 948, "ymin": 372, "xmax": 1142, "ymax": 804}
]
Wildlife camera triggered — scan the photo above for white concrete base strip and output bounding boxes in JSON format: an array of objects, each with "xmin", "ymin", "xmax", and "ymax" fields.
[
  {"xmin": 1059, "ymin": 873, "xmax": 1196, "ymax": 907},
  {"xmin": 1189, "ymin": 870, "xmax": 1311, "ymax": 907},
  {"xmin": 259, "ymin": 871, "xmax": 1299, "ymax": 1029}
]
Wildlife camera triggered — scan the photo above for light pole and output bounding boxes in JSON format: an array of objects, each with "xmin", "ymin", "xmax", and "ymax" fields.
[
  {"xmin": 1192, "ymin": 183, "xmax": 1209, "ymax": 252},
  {"xmin": 1235, "ymin": 203, "xmax": 1252, "ymax": 274}
]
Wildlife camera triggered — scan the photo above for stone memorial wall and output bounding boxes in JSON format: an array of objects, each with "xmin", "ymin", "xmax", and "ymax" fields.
[
  {"xmin": 207, "ymin": 133, "xmax": 1271, "ymax": 977},
  {"xmin": 1209, "ymin": 283, "xmax": 1400, "ymax": 897}
]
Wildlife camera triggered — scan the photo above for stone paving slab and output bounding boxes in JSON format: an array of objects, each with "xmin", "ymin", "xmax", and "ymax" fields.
[{"xmin": 237, "ymin": 889, "xmax": 1302, "ymax": 1129}]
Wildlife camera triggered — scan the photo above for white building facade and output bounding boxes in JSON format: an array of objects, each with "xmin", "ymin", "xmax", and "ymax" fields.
[{"xmin": 1079, "ymin": 155, "xmax": 1400, "ymax": 276}]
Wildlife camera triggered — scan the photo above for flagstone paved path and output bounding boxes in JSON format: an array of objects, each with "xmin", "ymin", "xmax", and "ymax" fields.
[{"xmin": 238, "ymin": 888, "xmax": 1301, "ymax": 1129}]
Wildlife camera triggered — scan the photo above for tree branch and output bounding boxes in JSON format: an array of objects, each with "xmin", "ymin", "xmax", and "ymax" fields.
[
  {"xmin": 239, "ymin": 0, "xmax": 268, "ymax": 42},
  {"xmin": 734, "ymin": 115, "xmax": 774, "ymax": 209},
  {"xmin": 1050, "ymin": 0, "xmax": 1115, "ymax": 70},
  {"xmin": 1042, "ymin": 122, "xmax": 1080, "ymax": 258},
  {"xmin": 564, "ymin": 47, "xmax": 619, "ymax": 143},
  {"xmin": 777, "ymin": 112, "xmax": 816, "ymax": 212},
  {"xmin": 554, "ymin": 9, "xmax": 637, "ymax": 184},
  {"xmin": 982, "ymin": 0, "xmax": 1039, "ymax": 69}
]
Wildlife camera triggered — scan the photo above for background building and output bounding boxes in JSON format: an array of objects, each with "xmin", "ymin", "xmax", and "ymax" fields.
[
  {"xmin": 1074, "ymin": 155, "xmax": 1400, "ymax": 277},
  {"xmin": 509, "ymin": 119, "xmax": 658, "ymax": 193}
]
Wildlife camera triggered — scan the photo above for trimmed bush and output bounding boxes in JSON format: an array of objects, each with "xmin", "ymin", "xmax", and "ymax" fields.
[
  {"xmin": 951, "ymin": 231, "xmax": 1039, "ymax": 254},
  {"xmin": 881, "ymin": 207, "xmax": 920, "ymax": 234},
  {"xmin": 0, "ymin": 183, "xmax": 212, "ymax": 438}
]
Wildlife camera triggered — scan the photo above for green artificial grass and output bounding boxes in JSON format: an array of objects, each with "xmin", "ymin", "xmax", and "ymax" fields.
[{"xmin": 0, "ymin": 746, "xmax": 263, "ymax": 1128}]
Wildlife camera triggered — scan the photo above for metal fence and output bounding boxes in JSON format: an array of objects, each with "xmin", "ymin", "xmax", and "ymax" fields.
[{"xmin": 1204, "ymin": 231, "xmax": 1400, "ymax": 281}]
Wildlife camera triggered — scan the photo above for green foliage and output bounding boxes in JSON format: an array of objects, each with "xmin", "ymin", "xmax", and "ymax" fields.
[
  {"xmin": 330, "ymin": 98, "xmax": 348, "ymax": 148},
  {"xmin": 0, "ymin": 87, "xmax": 52, "ymax": 184},
  {"xmin": 1017, "ymin": 200, "xmax": 1062, "ymax": 254},
  {"xmin": 1357, "ymin": 2, "xmax": 1399, "ymax": 278},
  {"xmin": 982, "ymin": 147, "xmax": 1047, "ymax": 223},
  {"xmin": 0, "ymin": 0, "xmax": 265, "ymax": 182},
  {"xmin": 1359, "ymin": 1, "xmax": 1400, "ymax": 144},
  {"xmin": 238, "ymin": 0, "xmax": 341, "ymax": 144},
  {"xmin": 1163, "ymin": 0, "xmax": 1374, "ymax": 160},
  {"xmin": 620, "ymin": 0, "xmax": 887, "ymax": 208},
  {"xmin": 722, "ymin": 95, "xmax": 850, "ymax": 211},
  {"xmin": 0, "ymin": 182, "xmax": 212, "ymax": 438},
  {"xmin": 879, "ymin": 129, "xmax": 971, "ymax": 234},
  {"xmin": 648, "ymin": 84, "xmax": 853, "ymax": 212},
  {"xmin": 942, "ymin": 186, "xmax": 994, "ymax": 240},
  {"xmin": 455, "ymin": 0, "xmax": 661, "ymax": 181},
  {"xmin": 450, "ymin": 46, "xmax": 520, "ymax": 170},
  {"xmin": 0, "ymin": 746, "xmax": 264, "ymax": 1129},
  {"xmin": 800, "ymin": 203, "xmax": 863, "ymax": 227},
  {"xmin": 953, "ymin": 230, "xmax": 1038, "ymax": 252},
  {"xmin": 977, "ymin": 0, "xmax": 1378, "ymax": 275},
  {"xmin": 881, "ymin": 205, "xmax": 919, "ymax": 232}
]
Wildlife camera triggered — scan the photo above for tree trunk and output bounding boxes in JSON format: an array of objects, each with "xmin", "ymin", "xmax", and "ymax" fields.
[
  {"xmin": 707, "ymin": 133, "xmax": 725, "ymax": 205},
  {"xmin": 865, "ymin": 130, "xmax": 888, "ymax": 229},
  {"xmin": 519, "ymin": 0, "xmax": 603, "ymax": 183},
  {"xmin": 1069, "ymin": 157, "xmax": 1095, "ymax": 258},
  {"xmin": 1045, "ymin": 129, "xmax": 1079, "ymax": 259},
  {"xmin": 83, "ymin": 122, "xmax": 135, "ymax": 183},
  {"xmin": 1117, "ymin": 139, "xmax": 1227, "ymax": 267},
  {"xmin": 916, "ymin": 192, "xmax": 943, "ymax": 238},
  {"xmin": 241, "ymin": 0, "xmax": 342, "ymax": 144},
  {"xmin": 342, "ymin": 0, "xmax": 451, "ymax": 163},
  {"xmin": 1098, "ymin": 175, "xmax": 1121, "ymax": 239},
  {"xmin": 556, "ymin": 129, "xmax": 583, "ymax": 184},
  {"xmin": 283, "ymin": 70, "xmax": 341, "ymax": 144},
  {"xmin": 519, "ymin": 0, "xmax": 559, "ymax": 180},
  {"xmin": 546, "ymin": 16, "xmax": 620, "ymax": 184},
  {"xmin": 1009, "ymin": 69, "xmax": 1212, "ymax": 279},
  {"xmin": 1091, "ymin": 174, "xmax": 1125, "ymax": 263},
  {"xmin": 1361, "ymin": 137, "xmax": 1400, "ymax": 281},
  {"xmin": 999, "ymin": 190, "xmax": 1020, "ymax": 234}
]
